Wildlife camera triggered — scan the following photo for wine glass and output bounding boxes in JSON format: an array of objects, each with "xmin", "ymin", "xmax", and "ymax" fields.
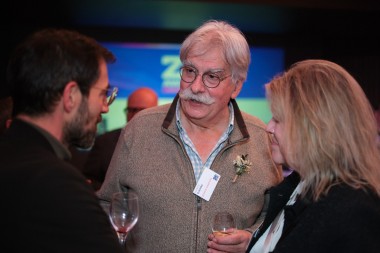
[
  {"xmin": 109, "ymin": 191, "xmax": 139, "ymax": 247},
  {"xmin": 212, "ymin": 211, "xmax": 236, "ymax": 237}
]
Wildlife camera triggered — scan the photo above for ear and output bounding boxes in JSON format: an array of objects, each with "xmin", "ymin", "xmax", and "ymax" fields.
[
  {"xmin": 62, "ymin": 81, "xmax": 81, "ymax": 113},
  {"xmin": 231, "ymin": 79, "xmax": 243, "ymax": 99}
]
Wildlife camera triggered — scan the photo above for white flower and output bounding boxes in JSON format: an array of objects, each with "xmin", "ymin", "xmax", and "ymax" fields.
[{"xmin": 232, "ymin": 154, "xmax": 252, "ymax": 183}]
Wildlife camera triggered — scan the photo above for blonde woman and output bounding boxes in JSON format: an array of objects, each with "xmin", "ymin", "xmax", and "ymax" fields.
[{"xmin": 246, "ymin": 59, "xmax": 380, "ymax": 253}]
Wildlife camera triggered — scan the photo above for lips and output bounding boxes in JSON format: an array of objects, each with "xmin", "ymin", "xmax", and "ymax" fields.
[
  {"xmin": 272, "ymin": 140, "xmax": 279, "ymax": 146},
  {"xmin": 187, "ymin": 99, "xmax": 204, "ymax": 107},
  {"xmin": 190, "ymin": 98, "xmax": 202, "ymax": 104},
  {"xmin": 97, "ymin": 115, "xmax": 102, "ymax": 123}
]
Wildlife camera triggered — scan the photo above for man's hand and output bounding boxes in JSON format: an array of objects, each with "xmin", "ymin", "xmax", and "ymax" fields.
[{"xmin": 207, "ymin": 229, "xmax": 252, "ymax": 253}]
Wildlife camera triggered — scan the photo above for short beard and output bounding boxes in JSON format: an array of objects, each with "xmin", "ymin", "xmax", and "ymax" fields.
[
  {"xmin": 63, "ymin": 97, "xmax": 96, "ymax": 149},
  {"xmin": 179, "ymin": 87, "xmax": 215, "ymax": 105}
]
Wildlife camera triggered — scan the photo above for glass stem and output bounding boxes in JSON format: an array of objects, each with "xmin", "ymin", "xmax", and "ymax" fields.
[{"xmin": 117, "ymin": 232, "xmax": 128, "ymax": 248}]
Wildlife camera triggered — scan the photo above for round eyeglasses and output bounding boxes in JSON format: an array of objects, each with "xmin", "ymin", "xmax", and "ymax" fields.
[{"xmin": 179, "ymin": 66, "xmax": 231, "ymax": 88}]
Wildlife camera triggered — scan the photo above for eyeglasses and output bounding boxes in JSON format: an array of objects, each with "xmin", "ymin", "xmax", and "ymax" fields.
[
  {"xmin": 106, "ymin": 87, "xmax": 118, "ymax": 106},
  {"xmin": 179, "ymin": 66, "xmax": 231, "ymax": 88},
  {"xmin": 93, "ymin": 86, "xmax": 118, "ymax": 106}
]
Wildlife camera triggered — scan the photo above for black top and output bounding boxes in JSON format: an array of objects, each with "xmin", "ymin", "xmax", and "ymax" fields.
[
  {"xmin": 0, "ymin": 119, "xmax": 123, "ymax": 253},
  {"xmin": 246, "ymin": 171, "xmax": 380, "ymax": 253},
  {"xmin": 82, "ymin": 128, "xmax": 122, "ymax": 190}
]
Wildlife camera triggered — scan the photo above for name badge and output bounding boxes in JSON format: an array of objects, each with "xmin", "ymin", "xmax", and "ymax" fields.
[{"xmin": 193, "ymin": 168, "xmax": 220, "ymax": 201}]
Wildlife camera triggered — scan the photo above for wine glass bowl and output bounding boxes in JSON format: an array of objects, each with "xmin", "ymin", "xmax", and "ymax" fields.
[
  {"xmin": 212, "ymin": 211, "xmax": 236, "ymax": 237},
  {"xmin": 109, "ymin": 191, "xmax": 139, "ymax": 246}
]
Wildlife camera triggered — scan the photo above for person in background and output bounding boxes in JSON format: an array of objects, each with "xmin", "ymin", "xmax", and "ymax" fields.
[
  {"xmin": 0, "ymin": 95, "xmax": 13, "ymax": 135},
  {"xmin": 0, "ymin": 28, "xmax": 124, "ymax": 253},
  {"xmin": 124, "ymin": 87, "xmax": 159, "ymax": 122},
  {"xmin": 97, "ymin": 19, "xmax": 282, "ymax": 253},
  {"xmin": 246, "ymin": 59, "xmax": 380, "ymax": 253},
  {"xmin": 83, "ymin": 87, "xmax": 158, "ymax": 190}
]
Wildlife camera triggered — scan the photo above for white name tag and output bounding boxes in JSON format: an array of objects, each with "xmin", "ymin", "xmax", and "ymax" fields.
[{"xmin": 193, "ymin": 168, "xmax": 220, "ymax": 201}]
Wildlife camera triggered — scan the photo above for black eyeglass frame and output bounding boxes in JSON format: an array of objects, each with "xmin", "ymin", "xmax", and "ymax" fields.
[{"xmin": 179, "ymin": 66, "xmax": 231, "ymax": 88}]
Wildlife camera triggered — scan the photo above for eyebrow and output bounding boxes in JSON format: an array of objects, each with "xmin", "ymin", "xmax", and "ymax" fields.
[{"xmin": 183, "ymin": 64, "xmax": 225, "ymax": 73}]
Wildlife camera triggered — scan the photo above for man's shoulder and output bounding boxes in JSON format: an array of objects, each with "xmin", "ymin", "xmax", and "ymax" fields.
[
  {"xmin": 240, "ymin": 111, "xmax": 267, "ymax": 130},
  {"xmin": 2, "ymin": 146, "xmax": 81, "ymax": 181},
  {"xmin": 142, "ymin": 103, "xmax": 171, "ymax": 114},
  {"xmin": 129, "ymin": 103, "xmax": 171, "ymax": 123}
]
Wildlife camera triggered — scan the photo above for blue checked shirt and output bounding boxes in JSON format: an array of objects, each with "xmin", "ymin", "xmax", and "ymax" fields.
[{"xmin": 176, "ymin": 102, "xmax": 234, "ymax": 181}]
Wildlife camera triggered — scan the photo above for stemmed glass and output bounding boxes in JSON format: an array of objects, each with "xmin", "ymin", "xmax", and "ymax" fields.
[
  {"xmin": 109, "ymin": 191, "xmax": 139, "ymax": 247},
  {"xmin": 212, "ymin": 211, "xmax": 236, "ymax": 237}
]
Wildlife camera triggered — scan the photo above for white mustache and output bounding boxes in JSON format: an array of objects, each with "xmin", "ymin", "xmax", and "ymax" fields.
[{"xmin": 179, "ymin": 88, "xmax": 215, "ymax": 105}]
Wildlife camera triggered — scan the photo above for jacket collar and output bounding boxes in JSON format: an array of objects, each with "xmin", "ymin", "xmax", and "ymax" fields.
[
  {"xmin": 246, "ymin": 172, "xmax": 302, "ymax": 252},
  {"xmin": 162, "ymin": 93, "xmax": 249, "ymax": 139},
  {"xmin": 261, "ymin": 172, "xmax": 301, "ymax": 233}
]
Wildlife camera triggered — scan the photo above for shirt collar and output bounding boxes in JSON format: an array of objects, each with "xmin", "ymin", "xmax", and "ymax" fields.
[{"xmin": 23, "ymin": 121, "xmax": 71, "ymax": 161}]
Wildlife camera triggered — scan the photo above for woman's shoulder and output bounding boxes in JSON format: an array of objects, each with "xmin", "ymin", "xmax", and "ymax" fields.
[{"xmin": 310, "ymin": 184, "xmax": 380, "ymax": 219}]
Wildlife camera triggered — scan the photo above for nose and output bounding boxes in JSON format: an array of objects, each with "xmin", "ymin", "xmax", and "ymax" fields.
[
  {"xmin": 190, "ymin": 74, "xmax": 206, "ymax": 93},
  {"xmin": 102, "ymin": 103, "xmax": 109, "ymax": 113},
  {"xmin": 266, "ymin": 119, "xmax": 274, "ymax": 133}
]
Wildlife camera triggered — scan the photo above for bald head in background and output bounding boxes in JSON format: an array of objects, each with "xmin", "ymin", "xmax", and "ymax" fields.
[{"xmin": 126, "ymin": 87, "xmax": 158, "ymax": 121}]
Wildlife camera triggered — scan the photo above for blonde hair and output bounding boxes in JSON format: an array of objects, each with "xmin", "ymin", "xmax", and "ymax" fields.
[{"xmin": 266, "ymin": 59, "xmax": 380, "ymax": 201}]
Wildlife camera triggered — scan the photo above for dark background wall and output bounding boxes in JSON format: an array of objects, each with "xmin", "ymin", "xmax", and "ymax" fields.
[{"xmin": 2, "ymin": 0, "xmax": 379, "ymax": 108}]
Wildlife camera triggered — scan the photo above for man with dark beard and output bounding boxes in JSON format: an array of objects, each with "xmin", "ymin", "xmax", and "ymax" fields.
[{"xmin": 0, "ymin": 29, "xmax": 124, "ymax": 253}]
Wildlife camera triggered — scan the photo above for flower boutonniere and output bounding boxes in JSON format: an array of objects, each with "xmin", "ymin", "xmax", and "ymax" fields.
[{"xmin": 232, "ymin": 154, "xmax": 252, "ymax": 183}]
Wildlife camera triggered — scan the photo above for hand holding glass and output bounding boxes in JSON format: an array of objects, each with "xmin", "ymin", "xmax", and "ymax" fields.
[
  {"xmin": 109, "ymin": 191, "xmax": 139, "ymax": 247},
  {"xmin": 212, "ymin": 211, "xmax": 236, "ymax": 237}
]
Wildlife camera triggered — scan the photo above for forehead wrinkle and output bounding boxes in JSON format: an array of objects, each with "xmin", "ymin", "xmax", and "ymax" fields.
[{"xmin": 183, "ymin": 63, "xmax": 226, "ymax": 74}]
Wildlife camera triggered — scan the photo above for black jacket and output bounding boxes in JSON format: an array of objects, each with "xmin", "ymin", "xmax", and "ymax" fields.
[
  {"xmin": 246, "ymin": 171, "xmax": 380, "ymax": 253},
  {"xmin": 0, "ymin": 119, "xmax": 123, "ymax": 253},
  {"xmin": 82, "ymin": 128, "xmax": 122, "ymax": 190}
]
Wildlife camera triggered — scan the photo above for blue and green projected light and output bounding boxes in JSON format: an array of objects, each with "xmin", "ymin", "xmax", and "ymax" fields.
[{"xmin": 99, "ymin": 42, "xmax": 284, "ymax": 133}]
